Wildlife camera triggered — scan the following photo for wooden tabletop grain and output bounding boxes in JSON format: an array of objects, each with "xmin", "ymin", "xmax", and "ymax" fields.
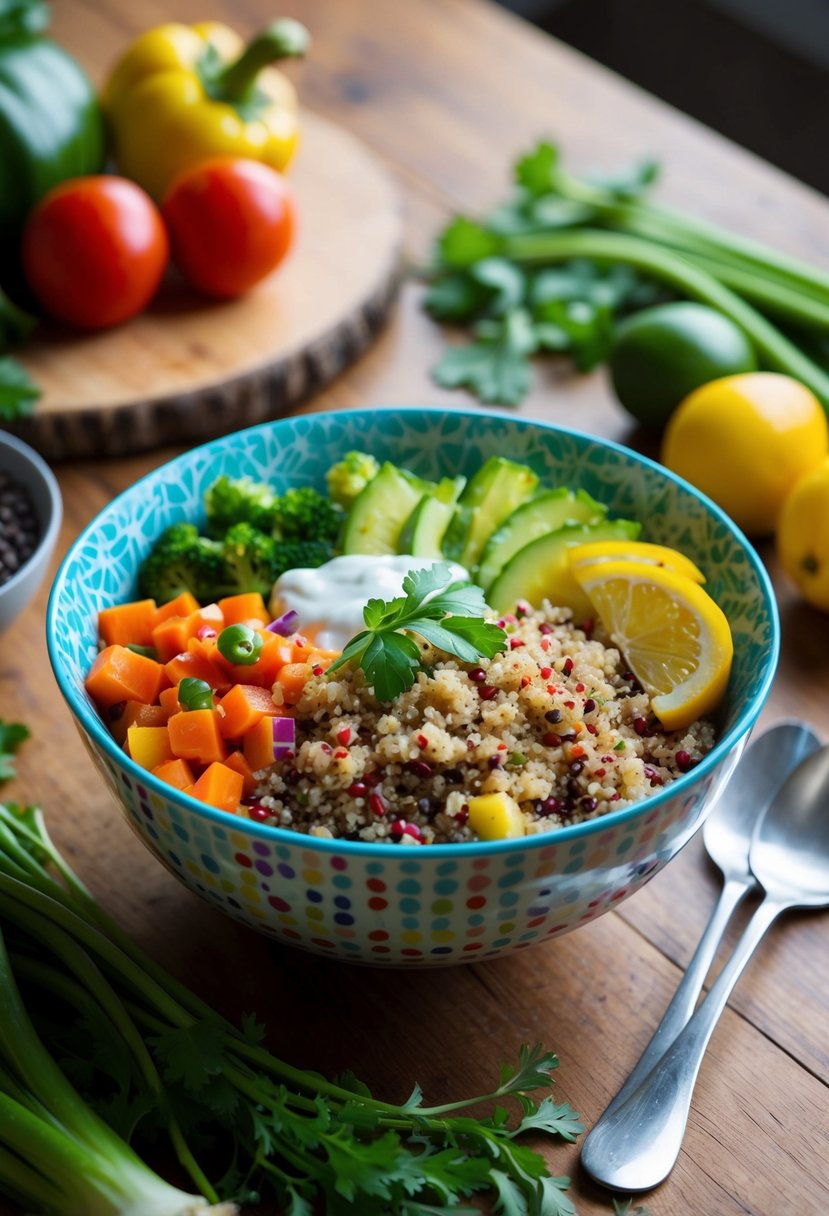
[{"xmin": 5, "ymin": 1, "xmax": 829, "ymax": 1213}]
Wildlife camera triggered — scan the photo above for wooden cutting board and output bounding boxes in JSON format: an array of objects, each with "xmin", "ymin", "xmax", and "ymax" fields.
[{"xmin": 10, "ymin": 111, "xmax": 402, "ymax": 461}]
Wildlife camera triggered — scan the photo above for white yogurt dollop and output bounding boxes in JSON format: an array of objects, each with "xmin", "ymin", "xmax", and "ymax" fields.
[{"xmin": 271, "ymin": 554, "xmax": 470, "ymax": 650}]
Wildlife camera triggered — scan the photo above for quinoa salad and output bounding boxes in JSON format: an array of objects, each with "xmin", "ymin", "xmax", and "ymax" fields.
[{"xmin": 253, "ymin": 603, "xmax": 715, "ymax": 845}]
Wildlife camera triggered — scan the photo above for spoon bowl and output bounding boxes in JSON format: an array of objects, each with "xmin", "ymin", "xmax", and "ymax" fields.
[{"xmin": 751, "ymin": 746, "xmax": 829, "ymax": 904}]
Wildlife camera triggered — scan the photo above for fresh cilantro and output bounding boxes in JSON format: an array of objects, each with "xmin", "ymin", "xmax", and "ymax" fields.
[
  {"xmin": 498, "ymin": 1043, "xmax": 561, "ymax": 1095},
  {"xmin": 515, "ymin": 140, "xmax": 560, "ymax": 197},
  {"xmin": 0, "ymin": 356, "xmax": 40, "ymax": 421},
  {"xmin": 0, "ymin": 720, "xmax": 29, "ymax": 782},
  {"xmin": 510, "ymin": 1095, "xmax": 584, "ymax": 1142},
  {"xmin": 437, "ymin": 215, "xmax": 503, "ymax": 268},
  {"xmin": 0, "ymin": 287, "xmax": 37, "ymax": 350},
  {"xmin": 149, "ymin": 1018, "xmax": 227, "ymax": 1091},
  {"xmin": 327, "ymin": 563, "xmax": 507, "ymax": 700},
  {"xmin": 433, "ymin": 309, "xmax": 536, "ymax": 406}
]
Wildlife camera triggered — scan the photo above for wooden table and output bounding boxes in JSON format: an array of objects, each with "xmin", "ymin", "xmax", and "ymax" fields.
[{"xmin": 5, "ymin": 1, "xmax": 829, "ymax": 1213}]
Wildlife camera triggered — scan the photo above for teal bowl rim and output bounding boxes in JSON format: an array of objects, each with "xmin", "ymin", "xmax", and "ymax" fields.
[{"xmin": 47, "ymin": 405, "xmax": 780, "ymax": 859}]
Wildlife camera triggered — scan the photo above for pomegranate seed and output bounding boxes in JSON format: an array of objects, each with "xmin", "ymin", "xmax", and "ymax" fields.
[
  {"xmin": 478, "ymin": 685, "xmax": 498, "ymax": 701},
  {"xmin": 369, "ymin": 793, "xmax": 387, "ymax": 817},
  {"xmin": 319, "ymin": 742, "xmax": 332, "ymax": 755},
  {"xmin": 540, "ymin": 637, "xmax": 551, "ymax": 651},
  {"xmin": 595, "ymin": 768, "xmax": 606, "ymax": 778},
  {"xmin": 509, "ymin": 637, "xmax": 525, "ymax": 650},
  {"xmin": 334, "ymin": 749, "xmax": 349, "ymax": 760},
  {"xmin": 364, "ymin": 771, "xmax": 383, "ymax": 788},
  {"xmin": 417, "ymin": 734, "xmax": 429, "ymax": 749},
  {"xmin": 543, "ymin": 732, "xmax": 562, "ymax": 747},
  {"xmin": 498, "ymin": 742, "xmax": 508, "ymax": 750},
  {"xmin": 580, "ymin": 618, "xmax": 595, "ymax": 635},
  {"xmin": 337, "ymin": 727, "xmax": 351, "ymax": 746},
  {"xmin": 583, "ymin": 698, "xmax": 596, "ymax": 714},
  {"xmin": 540, "ymin": 666, "xmax": 553, "ymax": 679},
  {"xmin": 348, "ymin": 782, "xmax": 368, "ymax": 797},
  {"xmin": 676, "ymin": 750, "xmax": 695, "ymax": 773},
  {"xmin": 545, "ymin": 709, "xmax": 562, "ymax": 723},
  {"xmin": 488, "ymin": 754, "xmax": 503, "ymax": 769},
  {"xmin": 453, "ymin": 807, "xmax": 469, "ymax": 827},
  {"xmin": 467, "ymin": 739, "xmax": 476, "ymax": 751},
  {"xmin": 539, "ymin": 796, "xmax": 562, "ymax": 814},
  {"xmin": 633, "ymin": 717, "xmax": 649, "ymax": 736},
  {"xmin": 515, "ymin": 601, "xmax": 530, "ymax": 618},
  {"xmin": 468, "ymin": 667, "xmax": 487, "ymax": 683},
  {"xmin": 546, "ymin": 684, "xmax": 556, "ymax": 695},
  {"xmin": 248, "ymin": 803, "xmax": 271, "ymax": 822},
  {"xmin": 562, "ymin": 658, "xmax": 574, "ymax": 676},
  {"xmin": 520, "ymin": 676, "xmax": 532, "ymax": 688},
  {"xmin": 389, "ymin": 819, "xmax": 406, "ymax": 838},
  {"xmin": 570, "ymin": 759, "xmax": 585, "ymax": 775},
  {"xmin": 564, "ymin": 700, "xmax": 575, "ymax": 709},
  {"xmin": 312, "ymin": 665, "xmax": 323, "ymax": 676},
  {"xmin": 406, "ymin": 759, "xmax": 433, "ymax": 778},
  {"xmin": 609, "ymin": 792, "xmax": 621, "ymax": 801},
  {"xmin": 601, "ymin": 755, "xmax": 614, "ymax": 763},
  {"xmin": 580, "ymin": 796, "xmax": 598, "ymax": 813},
  {"xmin": 586, "ymin": 723, "xmax": 598, "ymax": 736},
  {"xmin": 402, "ymin": 822, "xmax": 423, "ymax": 841},
  {"xmin": 575, "ymin": 682, "xmax": 585, "ymax": 692},
  {"xmin": 539, "ymin": 622, "xmax": 554, "ymax": 635},
  {"xmin": 643, "ymin": 766, "xmax": 664, "ymax": 786}
]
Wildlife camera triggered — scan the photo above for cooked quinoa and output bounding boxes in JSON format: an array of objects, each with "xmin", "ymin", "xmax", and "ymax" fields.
[{"xmin": 251, "ymin": 605, "xmax": 715, "ymax": 844}]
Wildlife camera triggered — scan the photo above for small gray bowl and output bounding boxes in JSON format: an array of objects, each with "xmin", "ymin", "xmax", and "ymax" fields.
[{"xmin": 0, "ymin": 430, "xmax": 62, "ymax": 632}]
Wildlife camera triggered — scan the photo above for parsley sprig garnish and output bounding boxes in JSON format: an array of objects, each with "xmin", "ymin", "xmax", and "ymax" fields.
[{"xmin": 326, "ymin": 562, "xmax": 508, "ymax": 700}]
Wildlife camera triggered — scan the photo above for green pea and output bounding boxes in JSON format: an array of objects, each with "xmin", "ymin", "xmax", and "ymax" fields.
[
  {"xmin": 217, "ymin": 623, "xmax": 264, "ymax": 666},
  {"xmin": 178, "ymin": 677, "xmax": 214, "ymax": 711}
]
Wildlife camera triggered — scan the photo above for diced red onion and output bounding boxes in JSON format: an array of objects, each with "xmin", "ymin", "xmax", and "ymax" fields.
[
  {"xmin": 266, "ymin": 609, "xmax": 299, "ymax": 636},
  {"xmin": 272, "ymin": 716, "xmax": 296, "ymax": 759}
]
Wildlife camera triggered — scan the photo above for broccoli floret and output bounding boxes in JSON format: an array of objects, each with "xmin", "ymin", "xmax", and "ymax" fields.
[
  {"xmin": 222, "ymin": 523, "xmax": 284, "ymax": 598},
  {"xmin": 138, "ymin": 523, "xmax": 230, "ymax": 605},
  {"xmin": 204, "ymin": 475, "xmax": 279, "ymax": 536},
  {"xmin": 325, "ymin": 450, "xmax": 380, "ymax": 508},
  {"xmin": 272, "ymin": 538, "xmax": 335, "ymax": 581},
  {"xmin": 273, "ymin": 486, "xmax": 344, "ymax": 544}
]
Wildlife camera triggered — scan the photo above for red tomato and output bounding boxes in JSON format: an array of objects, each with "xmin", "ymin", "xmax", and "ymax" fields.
[
  {"xmin": 22, "ymin": 176, "xmax": 168, "ymax": 330},
  {"xmin": 162, "ymin": 158, "xmax": 296, "ymax": 299}
]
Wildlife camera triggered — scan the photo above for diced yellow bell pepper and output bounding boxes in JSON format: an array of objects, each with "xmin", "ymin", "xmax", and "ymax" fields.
[
  {"xmin": 127, "ymin": 725, "xmax": 175, "ymax": 771},
  {"xmin": 467, "ymin": 792, "xmax": 527, "ymax": 841}
]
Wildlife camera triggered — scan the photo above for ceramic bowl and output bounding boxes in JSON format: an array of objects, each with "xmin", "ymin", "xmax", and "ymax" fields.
[
  {"xmin": 47, "ymin": 408, "xmax": 778, "ymax": 966},
  {"xmin": 0, "ymin": 430, "xmax": 62, "ymax": 633}
]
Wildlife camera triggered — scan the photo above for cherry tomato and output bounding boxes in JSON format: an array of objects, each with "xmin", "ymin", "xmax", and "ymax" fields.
[
  {"xmin": 22, "ymin": 176, "xmax": 168, "ymax": 330},
  {"xmin": 162, "ymin": 157, "xmax": 296, "ymax": 299}
]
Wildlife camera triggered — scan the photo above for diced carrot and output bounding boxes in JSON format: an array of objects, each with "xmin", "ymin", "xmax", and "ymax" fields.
[
  {"xmin": 152, "ymin": 757, "xmax": 196, "ymax": 791},
  {"xmin": 224, "ymin": 750, "xmax": 258, "ymax": 797},
  {"xmin": 243, "ymin": 716, "xmax": 278, "ymax": 772},
  {"xmin": 275, "ymin": 662, "xmax": 312, "ymax": 706},
  {"xmin": 98, "ymin": 599, "xmax": 158, "ymax": 648},
  {"xmin": 109, "ymin": 700, "xmax": 168, "ymax": 746},
  {"xmin": 218, "ymin": 593, "xmax": 269, "ymax": 626},
  {"xmin": 153, "ymin": 592, "xmax": 200, "ymax": 627},
  {"xmin": 151, "ymin": 615, "xmax": 193, "ymax": 663},
  {"xmin": 187, "ymin": 603, "xmax": 225, "ymax": 634},
  {"xmin": 217, "ymin": 630, "xmax": 291, "ymax": 689},
  {"xmin": 127, "ymin": 725, "xmax": 174, "ymax": 770},
  {"xmin": 218, "ymin": 683, "xmax": 281, "ymax": 739},
  {"xmin": 86, "ymin": 645, "xmax": 166, "ymax": 710},
  {"xmin": 168, "ymin": 709, "xmax": 227, "ymax": 764},
  {"xmin": 164, "ymin": 649, "xmax": 229, "ymax": 692},
  {"xmin": 159, "ymin": 686, "xmax": 181, "ymax": 716},
  {"xmin": 190, "ymin": 761, "xmax": 244, "ymax": 813}
]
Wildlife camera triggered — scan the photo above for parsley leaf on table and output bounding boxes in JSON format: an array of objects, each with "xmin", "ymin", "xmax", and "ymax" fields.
[
  {"xmin": 433, "ymin": 308, "xmax": 537, "ymax": 406},
  {"xmin": 0, "ymin": 356, "xmax": 40, "ymax": 421},
  {"xmin": 0, "ymin": 720, "xmax": 30, "ymax": 781},
  {"xmin": 327, "ymin": 563, "xmax": 507, "ymax": 700}
]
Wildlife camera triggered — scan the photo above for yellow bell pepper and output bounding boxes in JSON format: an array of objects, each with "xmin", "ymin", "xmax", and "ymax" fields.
[{"xmin": 103, "ymin": 18, "xmax": 309, "ymax": 201}]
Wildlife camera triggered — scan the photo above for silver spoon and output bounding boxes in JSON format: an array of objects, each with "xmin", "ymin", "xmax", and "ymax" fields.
[
  {"xmin": 595, "ymin": 719, "xmax": 821, "ymax": 1122},
  {"xmin": 582, "ymin": 737, "xmax": 829, "ymax": 1193}
]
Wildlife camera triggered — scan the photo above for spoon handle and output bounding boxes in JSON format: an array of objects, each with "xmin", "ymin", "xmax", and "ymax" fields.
[
  {"xmin": 581, "ymin": 894, "xmax": 787, "ymax": 1193},
  {"xmin": 599, "ymin": 874, "xmax": 753, "ymax": 1120}
]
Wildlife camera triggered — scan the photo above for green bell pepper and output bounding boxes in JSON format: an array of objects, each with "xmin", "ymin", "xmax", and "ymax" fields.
[{"xmin": 0, "ymin": 0, "xmax": 105, "ymax": 242}]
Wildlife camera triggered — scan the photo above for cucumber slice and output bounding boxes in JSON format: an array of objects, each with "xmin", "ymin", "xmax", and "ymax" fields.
[
  {"xmin": 477, "ymin": 488, "xmax": 607, "ymax": 591},
  {"xmin": 443, "ymin": 456, "xmax": 539, "ymax": 568},
  {"xmin": 399, "ymin": 477, "xmax": 466, "ymax": 559},
  {"xmin": 487, "ymin": 519, "xmax": 641, "ymax": 620},
  {"xmin": 342, "ymin": 463, "xmax": 438, "ymax": 555}
]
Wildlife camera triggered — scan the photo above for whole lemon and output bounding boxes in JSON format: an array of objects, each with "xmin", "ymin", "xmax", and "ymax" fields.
[
  {"xmin": 777, "ymin": 457, "xmax": 829, "ymax": 611},
  {"xmin": 661, "ymin": 373, "xmax": 829, "ymax": 537}
]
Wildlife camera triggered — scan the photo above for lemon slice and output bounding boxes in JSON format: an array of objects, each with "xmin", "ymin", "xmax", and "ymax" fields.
[
  {"xmin": 572, "ymin": 560, "xmax": 733, "ymax": 731},
  {"xmin": 568, "ymin": 540, "xmax": 705, "ymax": 583}
]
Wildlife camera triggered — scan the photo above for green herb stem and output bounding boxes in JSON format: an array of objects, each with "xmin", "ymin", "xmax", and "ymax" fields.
[{"xmin": 504, "ymin": 227, "xmax": 829, "ymax": 406}]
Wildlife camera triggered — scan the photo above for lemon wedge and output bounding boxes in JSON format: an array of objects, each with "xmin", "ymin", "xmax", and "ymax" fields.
[
  {"xmin": 567, "ymin": 540, "xmax": 705, "ymax": 584},
  {"xmin": 572, "ymin": 560, "xmax": 733, "ymax": 731}
]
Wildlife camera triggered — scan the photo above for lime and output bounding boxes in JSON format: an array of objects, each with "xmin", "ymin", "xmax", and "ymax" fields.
[{"xmin": 609, "ymin": 302, "xmax": 757, "ymax": 428}]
